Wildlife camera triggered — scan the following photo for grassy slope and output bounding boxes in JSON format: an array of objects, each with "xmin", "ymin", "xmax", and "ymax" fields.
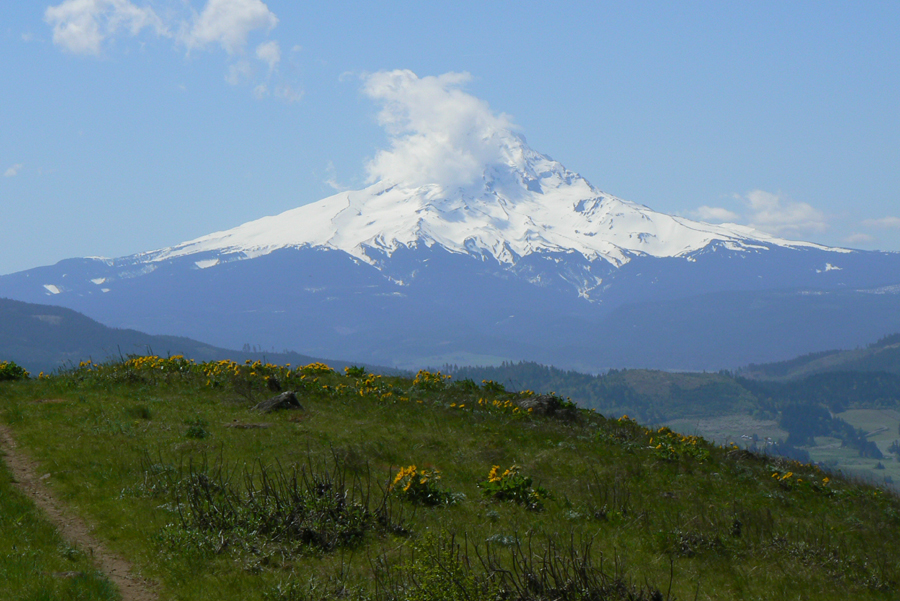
[
  {"xmin": 740, "ymin": 333, "xmax": 900, "ymax": 381},
  {"xmin": 1, "ymin": 359, "xmax": 899, "ymax": 600},
  {"xmin": 0, "ymin": 450, "xmax": 119, "ymax": 600}
]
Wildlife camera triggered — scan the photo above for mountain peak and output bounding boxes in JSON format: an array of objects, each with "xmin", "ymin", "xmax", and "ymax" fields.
[{"xmin": 143, "ymin": 135, "xmax": 844, "ymax": 270}]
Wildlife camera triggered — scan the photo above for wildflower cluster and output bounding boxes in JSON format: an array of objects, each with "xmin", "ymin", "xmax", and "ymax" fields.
[
  {"xmin": 479, "ymin": 465, "xmax": 550, "ymax": 511},
  {"xmin": 649, "ymin": 427, "xmax": 709, "ymax": 462},
  {"xmin": 413, "ymin": 370, "xmax": 451, "ymax": 391},
  {"xmin": 389, "ymin": 465, "xmax": 452, "ymax": 506},
  {"xmin": 481, "ymin": 379, "xmax": 506, "ymax": 394},
  {"xmin": 350, "ymin": 373, "xmax": 398, "ymax": 401},
  {"xmin": 476, "ymin": 397, "xmax": 527, "ymax": 416},
  {"xmin": 0, "ymin": 360, "xmax": 30, "ymax": 381}
]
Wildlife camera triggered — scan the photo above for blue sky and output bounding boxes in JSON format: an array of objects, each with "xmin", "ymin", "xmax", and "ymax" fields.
[{"xmin": 2, "ymin": 1, "xmax": 898, "ymax": 275}]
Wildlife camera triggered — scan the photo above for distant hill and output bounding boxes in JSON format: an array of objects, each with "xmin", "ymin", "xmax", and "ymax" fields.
[
  {"xmin": 0, "ymin": 297, "xmax": 397, "ymax": 375},
  {"xmin": 450, "ymin": 362, "xmax": 757, "ymax": 422},
  {"xmin": 739, "ymin": 332, "xmax": 900, "ymax": 381},
  {"xmin": 451, "ymin": 332, "xmax": 900, "ymax": 423}
]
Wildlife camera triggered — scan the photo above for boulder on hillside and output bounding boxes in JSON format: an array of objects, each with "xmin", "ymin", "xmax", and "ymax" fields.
[
  {"xmin": 253, "ymin": 391, "xmax": 302, "ymax": 413},
  {"xmin": 517, "ymin": 394, "xmax": 578, "ymax": 420}
]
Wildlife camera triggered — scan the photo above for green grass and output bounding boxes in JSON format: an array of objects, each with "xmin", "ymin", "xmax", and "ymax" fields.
[
  {"xmin": 1, "ymin": 357, "xmax": 900, "ymax": 600},
  {"xmin": 0, "ymin": 449, "xmax": 119, "ymax": 601}
]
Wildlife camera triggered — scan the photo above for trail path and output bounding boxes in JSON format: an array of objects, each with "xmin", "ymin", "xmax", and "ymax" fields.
[{"xmin": 0, "ymin": 422, "xmax": 159, "ymax": 601}]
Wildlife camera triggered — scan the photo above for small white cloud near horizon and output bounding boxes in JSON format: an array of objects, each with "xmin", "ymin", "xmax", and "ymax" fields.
[
  {"xmin": 323, "ymin": 161, "xmax": 350, "ymax": 192},
  {"xmin": 861, "ymin": 216, "xmax": 900, "ymax": 229},
  {"xmin": 844, "ymin": 233, "xmax": 875, "ymax": 245},
  {"xmin": 182, "ymin": 0, "xmax": 277, "ymax": 55},
  {"xmin": 255, "ymin": 39, "xmax": 279, "ymax": 71},
  {"xmin": 693, "ymin": 205, "xmax": 740, "ymax": 223},
  {"xmin": 740, "ymin": 190, "xmax": 828, "ymax": 235},
  {"xmin": 691, "ymin": 190, "xmax": 828, "ymax": 238},
  {"xmin": 44, "ymin": 0, "xmax": 168, "ymax": 56},
  {"xmin": 363, "ymin": 69, "xmax": 518, "ymax": 189},
  {"xmin": 4, "ymin": 164, "xmax": 24, "ymax": 178}
]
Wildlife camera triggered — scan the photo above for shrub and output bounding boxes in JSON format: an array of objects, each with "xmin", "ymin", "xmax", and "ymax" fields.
[
  {"xmin": 184, "ymin": 418, "xmax": 209, "ymax": 439},
  {"xmin": 479, "ymin": 465, "xmax": 550, "ymax": 511},
  {"xmin": 0, "ymin": 361, "xmax": 29, "ymax": 381},
  {"xmin": 344, "ymin": 365, "xmax": 366, "ymax": 378},
  {"xmin": 389, "ymin": 465, "xmax": 453, "ymax": 506},
  {"xmin": 413, "ymin": 370, "xmax": 450, "ymax": 391}
]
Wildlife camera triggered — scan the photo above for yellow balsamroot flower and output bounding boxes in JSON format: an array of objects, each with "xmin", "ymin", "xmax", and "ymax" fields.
[
  {"xmin": 780, "ymin": 472, "xmax": 793, "ymax": 481},
  {"xmin": 488, "ymin": 465, "xmax": 502, "ymax": 483}
]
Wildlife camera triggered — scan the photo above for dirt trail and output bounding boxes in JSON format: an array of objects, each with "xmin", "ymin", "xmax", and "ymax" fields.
[{"xmin": 0, "ymin": 422, "xmax": 159, "ymax": 601}]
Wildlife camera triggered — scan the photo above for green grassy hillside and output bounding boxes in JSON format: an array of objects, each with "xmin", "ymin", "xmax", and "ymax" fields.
[
  {"xmin": 740, "ymin": 333, "xmax": 900, "ymax": 381},
  {"xmin": 2, "ymin": 357, "xmax": 900, "ymax": 600}
]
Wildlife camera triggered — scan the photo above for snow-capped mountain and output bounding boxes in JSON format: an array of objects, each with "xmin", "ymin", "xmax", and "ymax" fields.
[
  {"xmin": 145, "ymin": 133, "xmax": 835, "ymax": 281},
  {"xmin": 2, "ymin": 134, "xmax": 899, "ymax": 371}
]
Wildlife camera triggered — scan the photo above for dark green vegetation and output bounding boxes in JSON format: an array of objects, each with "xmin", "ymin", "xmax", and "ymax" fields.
[
  {"xmin": 2, "ymin": 357, "xmax": 900, "ymax": 600},
  {"xmin": 0, "ymin": 297, "xmax": 396, "ymax": 376},
  {"xmin": 450, "ymin": 363, "xmax": 758, "ymax": 423},
  {"xmin": 741, "ymin": 333, "xmax": 900, "ymax": 380},
  {"xmin": 451, "ymin": 331, "xmax": 900, "ymax": 423}
]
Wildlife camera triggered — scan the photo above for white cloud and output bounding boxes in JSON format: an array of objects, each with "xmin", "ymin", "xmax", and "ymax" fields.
[
  {"xmin": 274, "ymin": 83, "xmax": 303, "ymax": 103},
  {"xmin": 4, "ymin": 164, "xmax": 23, "ymax": 178},
  {"xmin": 861, "ymin": 216, "xmax": 900, "ymax": 229},
  {"xmin": 253, "ymin": 83, "xmax": 268, "ymax": 98},
  {"xmin": 255, "ymin": 39, "xmax": 279, "ymax": 71},
  {"xmin": 844, "ymin": 233, "xmax": 875, "ymax": 245},
  {"xmin": 739, "ymin": 189, "xmax": 828, "ymax": 235},
  {"xmin": 323, "ymin": 161, "xmax": 349, "ymax": 192},
  {"xmin": 44, "ymin": 0, "xmax": 167, "ymax": 56},
  {"xmin": 693, "ymin": 205, "xmax": 739, "ymax": 223},
  {"xmin": 362, "ymin": 70, "xmax": 518, "ymax": 189},
  {"xmin": 225, "ymin": 59, "xmax": 253, "ymax": 85},
  {"xmin": 183, "ymin": 0, "xmax": 277, "ymax": 54}
]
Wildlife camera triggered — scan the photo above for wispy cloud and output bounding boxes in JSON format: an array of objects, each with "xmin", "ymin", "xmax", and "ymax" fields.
[
  {"xmin": 861, "ymin": 216, "xmax": 900, "ymax": 229},
  {"xmin": 741, "ymin": 190, "xmax": 828, "ymax": 235},
  {"xmin": 844, "ymin": 233, "xmax": 875, "ymax": 245},
  {"xmin": 44, "ymin": 0, "xmax": 168, "ymax": 56},
  {"xmin": 362, "ymin": 70, "xmax": 518, "ymax": 189},
  {"xmin": 182, "ymin": 0, "xmax": 277, "ymax": 55},
  {"xmin": 693, "ymin": 190, "xmax": 828, "ymax": 237},
  {"xmin": 255, "ymin": 39, "xmax": 279, "ymax": 71},
  {"xmin": 43, "ymin": 0, "xmax": 292, "ymax": 100},
  {"xmin": 4, "ymin": 164, "xmax": 24, "ymax": 178},
  {"xmin": 224, "ymin": 59, "xmax": 253, "ymax": 85},
  {"xmin": 692, "ymin": 206, "xmax": 739, "ymax": 223},
  {"xmin": 323, "ymin": 161, "xmax": 349, "ymax": 192}
]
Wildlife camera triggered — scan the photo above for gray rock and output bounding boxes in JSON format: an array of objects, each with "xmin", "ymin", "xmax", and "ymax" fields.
[
  {"xmin": 253, "ymin": 391, "xmax": 302, "ymax": 413},
  {"xmin": 517, "ymin": 394, "xmax": 578, "ymax": 420}
]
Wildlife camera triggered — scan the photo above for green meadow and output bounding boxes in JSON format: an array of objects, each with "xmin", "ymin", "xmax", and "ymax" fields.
[{"xmin": 1, "ymin": 357, "xmax": 899, "ymax": 600}]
